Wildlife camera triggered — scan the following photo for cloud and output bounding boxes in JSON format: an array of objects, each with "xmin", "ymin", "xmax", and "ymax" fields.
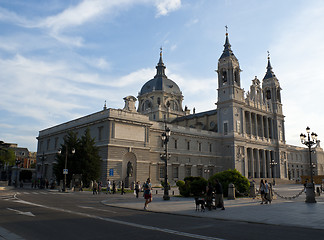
[{"xmin": 155, "ymin": 0, "xmax": 182, "ymax": 17}]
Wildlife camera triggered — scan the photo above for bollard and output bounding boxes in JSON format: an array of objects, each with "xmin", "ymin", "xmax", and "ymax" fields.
[{"xmin": 228, "ymin": 183, "xmax": 235, "ymax": 200}]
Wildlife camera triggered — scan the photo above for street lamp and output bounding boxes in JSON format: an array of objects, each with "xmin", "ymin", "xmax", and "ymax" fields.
[
  {"xmin": 300, "ymin": 126, "xmax": 318, "ymax": 203},
  {"xmin": 161, "ymin": 125, "xmax": 171, "ymax": 200},
  {"xmin": 58, "ymin": 147, "xmax": 75, "ymax": 192},
  {"xmin": 15, "ymin": 159, "xmax": 21, "ymax": 188},
  {"xmin": 270, "ymin": 159, "xmax": 278, "ymax": 178}
]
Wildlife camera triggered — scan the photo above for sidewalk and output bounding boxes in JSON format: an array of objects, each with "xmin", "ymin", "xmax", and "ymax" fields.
[{"xmin": 102, "ymin": 187, "xmax": 324, "ymax": 230}]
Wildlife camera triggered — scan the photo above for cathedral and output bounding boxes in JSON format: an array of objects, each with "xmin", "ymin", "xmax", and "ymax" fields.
[{"xmin": 36, "ymin": 32, "xmax": 324, "ymax": 186}]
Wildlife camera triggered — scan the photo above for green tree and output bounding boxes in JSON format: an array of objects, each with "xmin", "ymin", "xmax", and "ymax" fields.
[
  {"xmin": 209, "ymin": 169, "xmax": 250, "ymax": 197},
  {"xmin": 78, "ymin": 128, "xmax": 101, "ymax": 186},
  {"xmin": 53, "ymin": 131, "xmax": 80, "ymax": 186},
  {"xmin": 0, "ymin": 147, "xmax": 15, "ymax": 167},
  {"xmin": 53, "ymin": 129, "xmax": 101, "ymax": 187}
]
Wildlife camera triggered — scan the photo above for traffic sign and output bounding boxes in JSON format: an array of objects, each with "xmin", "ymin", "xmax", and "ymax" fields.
[{"xmin": 63, "ymin": 169, "xmax": 68, "ymax": 175}]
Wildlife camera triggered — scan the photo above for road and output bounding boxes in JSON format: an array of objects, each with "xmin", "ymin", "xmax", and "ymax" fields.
[{"xmin": 0, "ymin": 188, "xmax": 323, "ymax": 240}]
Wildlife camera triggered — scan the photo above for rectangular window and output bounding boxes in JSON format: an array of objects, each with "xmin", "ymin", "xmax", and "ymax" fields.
[
  {"xmin": 174, "ymin": 139, "xmax": 177, "ymax": 149},
  {"xmin": 198, "ymin": 142, "xmax": 202, "ymax": 152},
  {"xmin": 224, "ymin": 122, "xmax": 228, "ymax": 135},
  {"xmin": 197, "ymin": 166, "xmax": 203, "ymax": 177},
  {"xmin": 209, "ymin": 143, "xmax": 212, "ymax": 153},
  {"xmin": 187, "ymin": 141, "xmax": 190, "ymax": 150},
  {"xmin": 159, "ymin": 165, "xmax": 165, "ymax": 178},
  {"xmin": 172, "ymin": 166, "xmax": 179, "ymax": 179},
  {"xmin": 185, "ymin": 166, "xmax": 191, "ymax": 177}
]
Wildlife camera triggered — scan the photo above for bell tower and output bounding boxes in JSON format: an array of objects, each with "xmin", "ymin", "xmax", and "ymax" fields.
[
  {"xmin": 216, "ymin": 27, "xmax": 244, "ymax": 104},
  {"xmin": 262, "ymin": 52, "xmax": 283, "ymax": 115},
  {"xmin": 216, "ymin": 28, "xmax": 245, "ymax": 135}
]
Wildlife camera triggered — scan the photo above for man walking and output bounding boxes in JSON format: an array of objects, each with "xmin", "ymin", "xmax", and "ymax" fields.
[
  {"xmin": 214, "ymin": 179, "xmax": 225, "ymax": 210},
  {"xmin": 106, "ymin": 179, "xmax": 111, "ymax": 194}
]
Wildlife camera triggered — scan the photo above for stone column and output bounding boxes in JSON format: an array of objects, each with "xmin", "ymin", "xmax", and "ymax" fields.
[
  {"xmin": 266, "ymin": 150, "xmax": 271, "ymax": 178},
  {"xmin": 250, "ymin": 148, "xmax": 255, "ymax": 178},
  {"xmin": 262, "ymin": 150, "xmax": 267, "ymax": 178},
  {"xmin": 249, "ymin": 112, "xmax": 253, "ymax": 137},
  {"xmin": 254, "ymin": 148, "xmax": 260, "ymax": 178}
]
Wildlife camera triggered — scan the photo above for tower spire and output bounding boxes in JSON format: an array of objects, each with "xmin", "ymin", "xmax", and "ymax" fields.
[
  {"xmin": 264, "ymin": 51, "xmax": 275, "ymax": 79},
  {"xmin": 155, "ymin": 47, "xmax": 166, "ymax": 77},
  {"xmin": 220, "ymin": 26, "xmax": 235, "ymax": 59}
]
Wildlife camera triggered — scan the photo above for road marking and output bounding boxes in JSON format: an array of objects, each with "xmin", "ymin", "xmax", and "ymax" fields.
[
  {"xmin": 78, "ymin": 205, "xmax": 117, "ymax": 213},
  {"xmin": 12, "ymin": 196, "xmax": 225, "ymax": 240},
  {"xmin": 7, "ymin": 207, "xmax": 35, "ymax": 217}
]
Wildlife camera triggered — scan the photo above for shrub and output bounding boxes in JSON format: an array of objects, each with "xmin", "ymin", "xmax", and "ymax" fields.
[
  {"xmin": 209, "ymin": 169, "xmax": 250, "ymax": 197},
  {"xmin": 177, "ymin": 177, "xmax": 207, "ymax": 197}
]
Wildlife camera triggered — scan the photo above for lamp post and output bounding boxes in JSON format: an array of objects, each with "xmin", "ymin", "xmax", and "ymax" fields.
[
  {"xmin": 15, "ymin": 159, "xmax": 21, "ymax": 188},
  {"xmin": 58, "ymin": 147, "xmax": 75, "ymax": 192},
  {"xmin": 270, "ymin": 159, "xmax": 278, "ymax": 178},
  {"xmin": 161, "ymin": 125, "xmax": 171, "ymax": 200},
  {"xmin": 300, "ymin": 126, "xmax": 318, "ymax": 203}
]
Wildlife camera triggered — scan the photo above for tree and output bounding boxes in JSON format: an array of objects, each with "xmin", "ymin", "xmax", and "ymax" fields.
[
  {"xmin": 209, "ymin": 169, "xmax": 250, "ymax": 197},
  {"xmin": 78, "ymin": 128, "xmax": 101, "ymax": 186},
  {"xmin": 0, "ymin": 147, "xmax": 15, "ymax": 167},
  {"xmin": 53, "ymin": 129, "xmax": 101, "ymax": 187}
]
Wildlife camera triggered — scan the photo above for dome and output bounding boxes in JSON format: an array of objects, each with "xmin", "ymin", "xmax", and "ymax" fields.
[
  {"xmin": 139, "ymin": 76, "xmax": 182, "ymax": 96},
  {"xmin": 138, "ymin": 49, "xmax": 182, "ymax": 96}
]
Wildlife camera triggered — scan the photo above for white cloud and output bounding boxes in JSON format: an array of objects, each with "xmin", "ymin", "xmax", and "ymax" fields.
[{"xmin": 155, "ymin": 0, "xmax": 181, "ymax": 17}]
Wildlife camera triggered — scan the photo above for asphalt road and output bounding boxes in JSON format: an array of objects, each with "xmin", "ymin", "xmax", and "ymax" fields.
[{"xmin": 1, "ymin": 189, "xmax": 324, "ymax": 240}]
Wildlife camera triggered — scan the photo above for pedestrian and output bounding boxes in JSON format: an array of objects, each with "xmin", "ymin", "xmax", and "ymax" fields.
[
  {"xmin": 106, "ymin": 179, "xmax": 111, "ymax": 194},
  {"xmin": 264, "ymin": 180, "xmax": 270, "ymax": 204},
  {"xmin": 121, "ymin": 181, "xmax": 125, "ymax": 195},
  {"xmin": 112, "ymin": 181, "xmax": 116, "ymax": 194},
  {"xmin": 259, "ymin": 179, "xmax": 266, "ymax": 204},
  {"xmin": 98, "ymin": 181, "xmax": 102, "ymax": 194},
  {"xmin": 135, "ymin": 181, "xmax": 140, "ymax": 198},
  {"xmin": 206, "ymin": 181, "xmax": 214, "ymax": 210},
  {"xmin": 143, "ymin": 178, "xmax": 152, "ymax": 210},
  {"xmin": 214, "ymin": 179, "xmax": 225, "ymax": 210},
  {"xmin": 93, "ymin": 180, "xmax": 98, "ymax": 195}
]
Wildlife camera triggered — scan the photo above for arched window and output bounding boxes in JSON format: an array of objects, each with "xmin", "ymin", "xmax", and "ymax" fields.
[
  {"xmin": 221, "ymin": 69, "xmax": 227, "ymax": 84},
  {"xmin": 143, "ymin": 100, "xmax": 152, "ymax": 110},
  {"xmin": 234, "ymin": 70, "xmax": 239, "ymax": 85},
  {"xmin": 266, "ymin": 89, "xmax": 271, "ymax": 100}
]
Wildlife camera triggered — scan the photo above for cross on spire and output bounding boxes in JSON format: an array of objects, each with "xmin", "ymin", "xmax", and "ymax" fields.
[{"xmin": 225, "ymin": 25, "xmax": 228, "ymax": 33}]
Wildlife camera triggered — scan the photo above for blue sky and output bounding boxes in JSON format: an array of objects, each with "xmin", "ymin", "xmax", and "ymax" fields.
[{"xmin": 1, "ymin": 0, "xmax": 324, "ymax": 152}]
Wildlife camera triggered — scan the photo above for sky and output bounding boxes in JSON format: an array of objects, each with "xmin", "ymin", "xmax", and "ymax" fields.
[{"xmin": 1, "ymin": 0, "xmax": 324, "ymax": 152}]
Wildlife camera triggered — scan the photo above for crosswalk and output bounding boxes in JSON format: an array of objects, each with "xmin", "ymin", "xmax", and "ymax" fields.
[{"xmin": 18, "ymin": 191, "xmax": 61, "ymax": 195}]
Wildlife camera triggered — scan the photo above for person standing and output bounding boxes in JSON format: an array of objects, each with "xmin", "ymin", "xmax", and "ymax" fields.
[
  {"xmin": 206, "ymin": 181, "xmax": 214, "ymax": 210},
  {"xmin": 143, "ymin": 178, "xmax": 152, "ymax": 210},
  {"xmin": 214, "ymin": 179, "xmax": 225, "ymax": 210},
  {"xmin": 135, "ymin": 181, "xmax": 140, "ymax": 198},
  {"xmin": 264, "ymin": 180, "xmax": 269, "ymax": 204},
  {"xmin": 259, "ymin": 179, "xmax": 266, "ymax": 204},
  {"xmin": 121, "ymin": 181, "xmax": 125, "ymax": 195},
  {"xmin": 112, "ymin": 181, "xmax": 116, "ymax": 194},
  {"xmin": 93, "ymin": 180, "xmax": 98, "ymax": 195},
  {"xmin": 106, "ymin": 179, "xmax": 111, "ymax": 194}
]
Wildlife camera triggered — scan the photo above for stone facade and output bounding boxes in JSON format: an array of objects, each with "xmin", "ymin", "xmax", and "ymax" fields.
[{"xmin": 36, "ymin": 32, "xmax": 324, "ymax": 186}]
